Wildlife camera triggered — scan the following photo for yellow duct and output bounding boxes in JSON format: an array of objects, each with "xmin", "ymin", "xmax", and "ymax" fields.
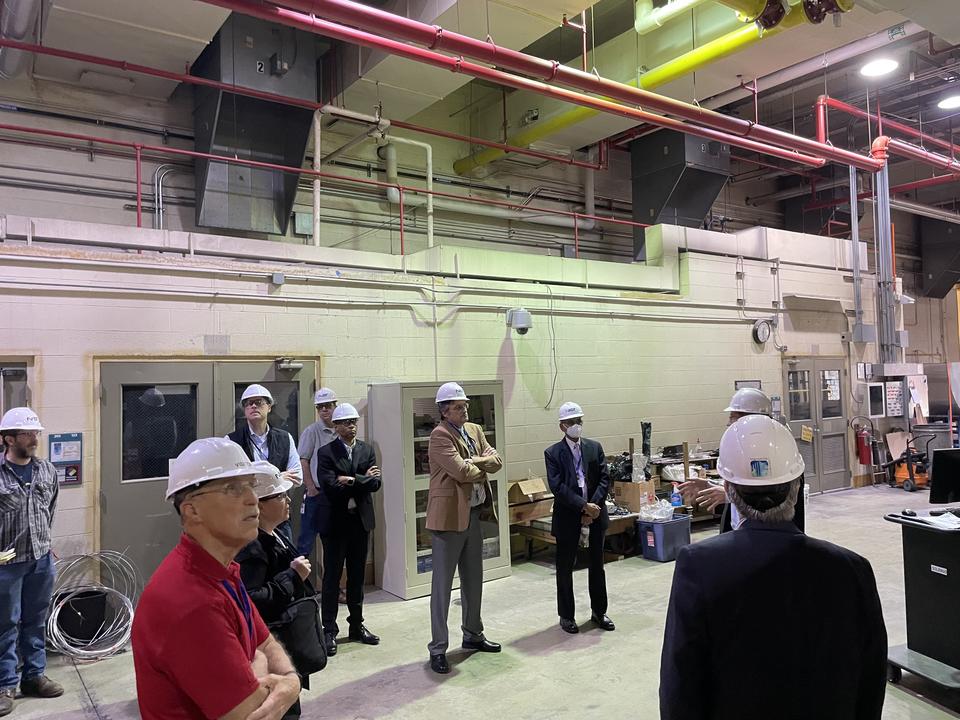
[{"xmin": 453, "ymin": 2, "xmax": 841, "ymax": 176}]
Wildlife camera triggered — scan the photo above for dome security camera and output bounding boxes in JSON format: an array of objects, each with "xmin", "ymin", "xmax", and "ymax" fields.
[{"xmin": 506, "ymin": 307, "xmax": 532, "ymax": 335}]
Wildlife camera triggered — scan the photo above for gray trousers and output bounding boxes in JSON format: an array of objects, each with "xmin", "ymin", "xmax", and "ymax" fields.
[{"xmin": 427, "ymin": 507, "xmax": 485, "ymax": 655}]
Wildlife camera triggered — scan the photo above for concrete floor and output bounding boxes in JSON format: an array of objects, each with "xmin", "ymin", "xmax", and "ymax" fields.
[{"xmin": 13, "ymin": 485, "xmax": 960, "ymax": 719}]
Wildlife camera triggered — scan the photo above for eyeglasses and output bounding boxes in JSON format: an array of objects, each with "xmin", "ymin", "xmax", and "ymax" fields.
[
  {"xmin": 15, "ymin": 431, "xmax": 41, "ymax": 438},
  {"xmin": 187, "ymin": 478, "xmax": 258, "ymax": 501},
  {"xmin": 317, "ymin": 402, "xmax": 337, "ymax": 411},
  {"xmin": 243, "ymin": 398, "xmax": 269, "ymax": 408},
  {"xmin": 335, "ymin": 419, "xmax": 358, "ymax": 427},
  {"xmin": 261, "ymin": 493, "xmax": 290, "ymax": 503}
]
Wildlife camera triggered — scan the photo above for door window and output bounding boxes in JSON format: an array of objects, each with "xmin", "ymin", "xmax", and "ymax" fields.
[
  {"xmin": 122, "ymin": 384, "xmax": 198, "ymax": 481},
  {"xmin": 233, "ymin": 381, "xmax": 300, "ymax": 438},
  {"xmin": 0, "ymin": 365, "xmax": 28, "ymax": 413},
  {"xmin": 820, "ymin": 370, "xmax": 843, "ymax": 419},
  {"xmin": 787, "ymin": 370, "xmax": 812, "ymax": 421}
]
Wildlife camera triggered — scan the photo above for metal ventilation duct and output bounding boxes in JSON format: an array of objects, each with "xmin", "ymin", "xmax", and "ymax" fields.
[
  {"xmin": 192, "ymin": 14, "xmax": 324, "ymax": 235},
  {"xmin": 918, "ymin": 217, "xmax": 960, "ymax": 299},
  {"xmin": 0, "ymin": 0, "xmax": 41, "ymax": 79},
  {"xmin": 630, "ymin": 129, "xmax": 731, "ymax": 260}
]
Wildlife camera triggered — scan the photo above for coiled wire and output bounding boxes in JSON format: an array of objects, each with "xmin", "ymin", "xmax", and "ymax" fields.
[{"xmin": 47, "ymin": 551, "xmax": 142, "ymax": 661}]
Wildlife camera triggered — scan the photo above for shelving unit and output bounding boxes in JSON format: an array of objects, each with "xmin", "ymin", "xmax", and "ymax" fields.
[{"xmin": 368, "ymin": 380, "xmax": 510, "ymax": 600}]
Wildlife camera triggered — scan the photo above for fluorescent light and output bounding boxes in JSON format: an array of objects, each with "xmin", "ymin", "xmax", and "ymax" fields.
[
  {"xmin": 938, "ymin": 95, "xmax": 960, "ymax": 110},
  {"xmin": 860, "ymin": 58, "xmax": 898, "ymax": 77}
]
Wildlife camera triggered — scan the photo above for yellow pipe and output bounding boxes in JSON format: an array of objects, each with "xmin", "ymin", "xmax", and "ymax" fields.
[
  {"xmin": 453, "ymin": 4, "xmax": 814, "ymax": 176},
  {"xmin": 712, "ymin": 0, "xmax": 768, "ymax": 21}
]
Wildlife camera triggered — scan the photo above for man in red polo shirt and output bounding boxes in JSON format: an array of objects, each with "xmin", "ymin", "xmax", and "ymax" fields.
[{"xmin": 132, "ymin": 438, "xmax": 301, "ymax": 720}]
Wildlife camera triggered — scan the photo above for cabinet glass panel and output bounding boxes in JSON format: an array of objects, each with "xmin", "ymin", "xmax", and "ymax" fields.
[
  {"xmin": 820, "ymin": 370, "xmax": 843, "ymax": 419},
  {"xmin": 415, "ymin": 515, "xmax": 432, "ymax": 574},
  {"xmin": 122, "ymin": 384, "xmax": 198, "ymax": 482},
  {"xmin": 415, "ymin": 488, "xmax": 428, "ymax": 514},
  {"xmin": 787, "ymin": 370, "xmax": 812, "ymax": 421},
  {"xmin": 232, "ymin": 381, "xmax": 300, "ymax": 438}
]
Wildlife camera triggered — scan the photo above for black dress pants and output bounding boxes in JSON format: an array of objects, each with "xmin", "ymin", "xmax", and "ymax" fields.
[
  {"xmin": 555, "ymin": 521, "xmax": 607, "ymax": 621},
  {"xmin": 320, "ymin": 513, "xmax": 368, "ymax": 635}
]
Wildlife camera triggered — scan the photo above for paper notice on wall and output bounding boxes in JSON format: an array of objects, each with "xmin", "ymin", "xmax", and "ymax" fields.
[
  {"xmin": 800, "ymin": 426, "xmax": 814, "ymax": 443},
  {"xmin": 885, "ymin": 382, "xmax": 904, "ymax": 417}
]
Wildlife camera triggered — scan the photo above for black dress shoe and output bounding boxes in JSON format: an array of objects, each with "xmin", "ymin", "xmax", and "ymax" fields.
[
  {"xmin": 591, "ymin": 613, "xmax": 615, "ymax": 631},
  {"xmin": 349, "ymin": 624, "xmax": 380, "ymax": 645},
  {"xmin": 559, "ymin": 618, "xmax": 579, "ymax": 634},
  {"xmin": 462, "ymin": 637, "xmax": 501, "ymax": 653},
  {"xmin": 324, "ymin": 632, "xmax": 338, "ymax": 656},
  {"xmin": 429, "ymin": 653, "xmax": 450, "ymax": 674}
]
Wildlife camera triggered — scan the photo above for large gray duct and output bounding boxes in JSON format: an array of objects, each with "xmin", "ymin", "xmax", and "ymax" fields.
[
  {"xmin": 191, "ymin": 14, "xmax": 326, "ymax": 235},
  {"xmin": 0, "ymin": 0, "xmax": 41, "ymax": 80},
  {"xmin": 630, "ymin": 129, "xmax": 730, "ymax": 260}
]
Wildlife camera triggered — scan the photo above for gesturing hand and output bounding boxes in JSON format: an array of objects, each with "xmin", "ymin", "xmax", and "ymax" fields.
[{"xmin": 368, "ymin": 466, "xmax": 382, "ymax": 478}]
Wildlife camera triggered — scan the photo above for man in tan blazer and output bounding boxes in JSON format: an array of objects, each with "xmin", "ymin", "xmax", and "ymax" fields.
[{"xmin": 426, "ymin": 382, "xmax": 503, "ymax": 674}]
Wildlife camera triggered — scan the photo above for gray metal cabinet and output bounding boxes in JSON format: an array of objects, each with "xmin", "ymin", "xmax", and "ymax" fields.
[{"xmin": 368, "ymin": 381, "xmax": 510, "ymax": 600}]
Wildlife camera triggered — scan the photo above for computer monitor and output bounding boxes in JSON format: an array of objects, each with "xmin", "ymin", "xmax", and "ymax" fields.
[{"xmin": 928, "ymin": 448, "xmax": 960, "ymax": 504}]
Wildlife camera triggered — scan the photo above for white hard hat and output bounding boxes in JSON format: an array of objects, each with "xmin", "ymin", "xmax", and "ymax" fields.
[
  {"xmin": 718, "ymin": 415, "xmax": 804, "ymax": 486},
  {"xmin": 436, "ymin": 382, "xmax": 469, "ymax": 403},
  {"xmin": 251, "ymin": 461, "xmax": 292, "ymax": 499},
  {"xmin": 314, "ymin": 387, "xmax": 337, "ymax": 405},
  {"xmin": 241, "ymin": 384, "xmax": 274, "ymax": 404},
  {"xmin": 0, "ymin": 407, "xmax": 44, "ymax": 432},
  {"xmin": 332, "ymin": 403, "xmax": 360, "ymax": 422},
  {"xmin": 165, "ymin": 437, "xmax": 277, "ymax": 500},
  {"xmin": 558, "ymin": 402, "xmax": 584, "ymax": 421},
  {"xmin": 724, "ymin": 387, "xmax": 772, "ymax": 416}
]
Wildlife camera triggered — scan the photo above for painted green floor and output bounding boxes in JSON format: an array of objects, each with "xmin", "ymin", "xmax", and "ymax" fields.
[{"xmin": 14, "ymin": 485, "xmax": 960, "ymax": 719}]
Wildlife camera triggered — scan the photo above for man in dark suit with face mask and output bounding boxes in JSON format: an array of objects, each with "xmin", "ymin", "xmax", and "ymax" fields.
[{"xmin": 544, "ymin": 402, "xmax": 614, "ymax": 635}]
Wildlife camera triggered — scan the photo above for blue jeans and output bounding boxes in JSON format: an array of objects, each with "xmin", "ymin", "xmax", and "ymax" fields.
[
  {"xmin": 0, "ymin": 552, "xmax": 55, "ymax": 689},
  {"xmin": 297, "ymin": 495, "xmax": 321, "ymax": 558}
]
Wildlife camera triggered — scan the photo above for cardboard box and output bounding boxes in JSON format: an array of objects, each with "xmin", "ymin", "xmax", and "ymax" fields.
[
  {"xmin": 613, "ymin": 480, "xmax": 657, "ymax": 513},
  {"xmin": 508, "ymin": 498, "xmax": 554, "ymax": 525},
  {"xmin": 508, "ymin": 477, "xmax": 552, "ymax": 504}
]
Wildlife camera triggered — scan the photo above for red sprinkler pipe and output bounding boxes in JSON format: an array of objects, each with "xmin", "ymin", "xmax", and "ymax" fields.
[
  {"xmin": 202, "ymin": 0, "xmax": 831, "ymax": 169},
  {"xmin": 803, "ymin": 173, "xmax": 960, "ymax": 212},
  {"xmin": 0, "ymin": 121, "xmax": 646, "ymax": 235},
  {"xmin": 816, "ymin": 95, "xmax": 960, "ymax": 159},
  {"xmin": 0, "ymin": 37, "xmax": 604, "ymax": 172},
  {"xmin": 216, "ymin": 0, "xmax": 880, "ymax": 171}
]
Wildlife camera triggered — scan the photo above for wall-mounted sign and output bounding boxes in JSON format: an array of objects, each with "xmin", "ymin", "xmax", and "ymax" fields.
[
  {"xmin": 49, "ymin": 432, "xmax": 82, "ymax": 486},
  {"xmin": 735, "ymin": 379, "xmax": 762, "ymax": 390},
  {"xmin": 885, "ymin": 382, "xmax": 905, "ymax": 418},
  {"xmin": 800, "ymin": 426, "xmax": 814, "ymax": 443}
]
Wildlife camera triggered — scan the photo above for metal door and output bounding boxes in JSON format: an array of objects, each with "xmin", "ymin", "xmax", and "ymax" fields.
[
  {"xmin": 100, "ymin": 360, "xmax": 316, "ymax": 582},
  {"xmin": 100, "ymin": 362, "xmax": 214, "ymax": 580},
  {"xmin": 784, "ymin": 357, "xmax": 850, "ymax": 493}
]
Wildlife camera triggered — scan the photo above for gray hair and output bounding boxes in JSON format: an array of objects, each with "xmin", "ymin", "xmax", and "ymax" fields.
[{"xmin": 727, "ymin": 478, "xmax": 801, "ymax": 524}]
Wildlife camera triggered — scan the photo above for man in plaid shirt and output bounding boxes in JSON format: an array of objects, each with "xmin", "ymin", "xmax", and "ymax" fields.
[{"xmin": 0, "ymin": 408, "xmax": 63, "ymax": 717}]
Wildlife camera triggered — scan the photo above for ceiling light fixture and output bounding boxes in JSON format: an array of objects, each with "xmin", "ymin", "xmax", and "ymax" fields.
[
  {"xmin": 860, "ymin": 58, "xmax": 898, "ymax": 78},
  {"xmin": 938, "ymin": 95, "xmax": 960, "ymax": 110}
]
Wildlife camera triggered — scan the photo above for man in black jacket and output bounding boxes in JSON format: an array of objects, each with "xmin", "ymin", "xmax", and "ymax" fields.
[
  {"xmin": 313, "ymin": 403, "xmax": 381, "ymax": 656},
  {"xmin": 544, "ymin": 402, "xmax": 614, "ymax": 634},
  {"xmin": 660, "ymin": 415, "xmax": 887, "ymax": 720}
]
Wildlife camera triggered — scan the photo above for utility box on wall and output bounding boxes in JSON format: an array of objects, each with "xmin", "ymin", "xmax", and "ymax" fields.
[
  {"xmin": 192, "ymin": 14, "xmax": 327, "ymax": 235},
  {"xmin": 630, "ymin": 129, "xmax": 730, "ymax": 261}
]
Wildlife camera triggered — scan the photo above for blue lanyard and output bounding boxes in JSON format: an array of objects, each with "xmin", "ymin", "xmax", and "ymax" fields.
[
  {"xmin": 221, "ymin": 580, "xmax": 254, "ymax": 646},
  {"xmin": 448, "ymin": 422, "xmax": 476, "ymax": 454}
]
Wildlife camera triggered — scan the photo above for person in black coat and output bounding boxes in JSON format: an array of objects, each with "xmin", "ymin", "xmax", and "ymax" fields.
[
  {"xmin": 660, "ymin": 415, "xmax": 887, "ymax": 720},
  {"xmin": 236, "ymin": 469, "xmax": 319, "ymax": 720},
  {"xmin": 313, "ymin": 403, "xmax": 382, "ymax": 656},
  {"xmin": 543, "ymin": 401, "xmax": 615, "ymax": 634}
]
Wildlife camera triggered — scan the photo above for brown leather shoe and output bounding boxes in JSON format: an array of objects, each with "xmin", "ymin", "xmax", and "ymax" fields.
[
  {"xmin": 20, "ymin": 675, "xmax": 64, "ymax": 698},
  {"xmin": 0, "ymin": 688, "xmax": 14, "ymax": 717}
]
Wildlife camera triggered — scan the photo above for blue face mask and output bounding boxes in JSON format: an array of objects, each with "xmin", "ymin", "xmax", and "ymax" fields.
[{"xmin": 564, "ymin": 424, "xmax": 582, "ymax": 440}]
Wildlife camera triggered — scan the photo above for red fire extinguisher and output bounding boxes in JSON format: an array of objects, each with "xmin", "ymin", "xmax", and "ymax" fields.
[{"xmin": 856, "ymin": 427, "xmax": 872, "ymax": 465}]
